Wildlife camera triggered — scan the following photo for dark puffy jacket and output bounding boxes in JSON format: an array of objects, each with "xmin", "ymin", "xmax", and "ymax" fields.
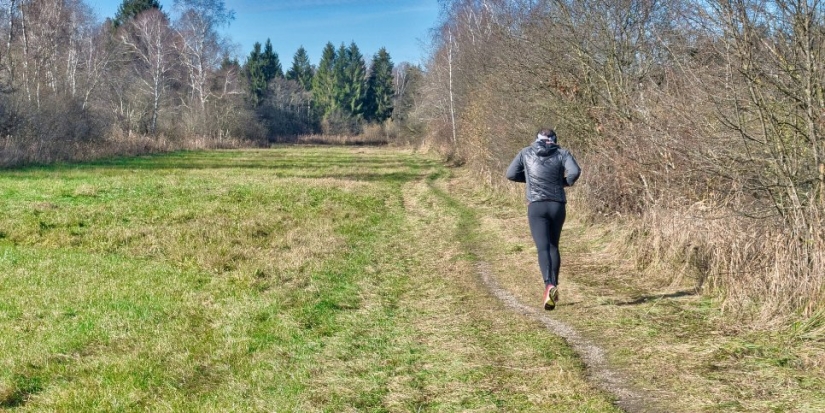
[{"xmin": 505, "ymin": 140, "xmax": 581, "ymax": 203}]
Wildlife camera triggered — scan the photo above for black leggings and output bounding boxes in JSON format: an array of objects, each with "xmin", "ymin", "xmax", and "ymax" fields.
[{"xmin": 527, "ymin": 201, "xmax": 566, "ymax": 287}]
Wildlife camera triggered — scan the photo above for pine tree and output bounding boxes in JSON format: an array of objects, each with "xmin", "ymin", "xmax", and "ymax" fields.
[
  {"xmin": 222, "ymin": 57, "xmax": 240, "ymax": 70},
  {"xmin": 332, "ymin": 43, "xmax": 349, "ymax": 115},
  {"xmin": 244, "ymin": 42, "xmax": 266, "ymax": 105},
  {"xmin": 341, "ymin": 42, "xmax": 367, "ymax": 118},
  {"xmin": 365, "ymin": 48, "xmax": 394, "ymax": 122},
  {"xmin": 114, "ymin": 0, "xmax": 162, "ymax": 27},
  {"xmin": 312, "ymin": 42, "xmax": 338, "ymax": 116},
  {"xmin": 261, "ymin": 39, "xmax": 283, "ymax": 80},
  {"xmin": 286, "ymin": 46, "xmax": 314, "ymax": 91},
  {"xmin": 243, "ymin": 40, "xmax": 284, "ymax": 106}
]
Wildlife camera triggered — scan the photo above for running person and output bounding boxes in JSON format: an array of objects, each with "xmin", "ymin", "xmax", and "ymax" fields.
[{"xmin": 505, "ymin": 128, "xmax": 581, "ymax": 310}]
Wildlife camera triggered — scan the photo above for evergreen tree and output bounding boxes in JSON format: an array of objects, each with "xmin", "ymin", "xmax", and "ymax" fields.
[
  {"xmin": 286, "ymin": 46, "xmax": 314, "ymax": 91},
  {"xmin": 312, "ymin": 42, "xmax": 338, "ymax": 116},
  {"xmin": 341, "ymin": 42, "xmax": 367, "ymax": 118},
  {"xmin": 244, "ymin": 42, "xmax": 267, "ymax": 105},
  {"xmin": 243, "ymin": 40, "xmax": 284, "ymax": 106},
  {"xmin": 114, "ymin": 0, "xmax": 162, "ymax": 27},
  {"xmin": 261, "ymin": 39, "xmax": 283, "ymax": 80},
  {"xmin": 222, "ymin": 57, "xmax": 240, "ymax": 70},
  {"xmin": 365, "ymin": 47, "xmax": 394, "ymax": 122},
  {"xmin": 332, "ymin": 43, "xmax": 349, "ymax": 115}
]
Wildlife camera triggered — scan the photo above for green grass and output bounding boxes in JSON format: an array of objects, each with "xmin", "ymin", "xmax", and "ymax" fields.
[{"xmin": 0, "ymin": 148, "xmax": 617, "ymax": 412}]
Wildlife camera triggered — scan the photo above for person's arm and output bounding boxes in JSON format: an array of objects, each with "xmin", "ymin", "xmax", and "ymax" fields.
[
  {"xmin": 505, "ymin": 151, "xmax": 526, "ymax": 182},
  {"xmin": 564, "ymin": 151, "xmax": 581, "ymax": 186}
]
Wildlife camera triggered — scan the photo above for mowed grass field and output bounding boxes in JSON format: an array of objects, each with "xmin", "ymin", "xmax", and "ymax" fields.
[{"xmin": 0, "ymin": 147, "xmax": 618, "ymax": 412}]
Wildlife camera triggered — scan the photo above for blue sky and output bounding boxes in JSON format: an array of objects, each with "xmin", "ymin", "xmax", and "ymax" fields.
[{"xmin": 87, "ymin": 0, "xmax": 442, "ymax": 67}]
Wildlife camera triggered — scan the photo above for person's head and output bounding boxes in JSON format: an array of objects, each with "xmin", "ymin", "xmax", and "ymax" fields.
[{"xmin": 537, "ymin": 128, "xmax": 557, "ymax": 143}]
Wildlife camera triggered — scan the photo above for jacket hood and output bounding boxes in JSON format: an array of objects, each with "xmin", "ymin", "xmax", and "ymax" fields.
[{"xmin": 533, "ymin": 140, "xmax": 560, "ymax": 157}]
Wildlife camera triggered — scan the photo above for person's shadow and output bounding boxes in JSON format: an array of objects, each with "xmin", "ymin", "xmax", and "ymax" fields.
[
  {"xmin": 551, "ymin": 290, "xmax": 697, "ymax": 308},
  {"xmin": 614, "ymin": 290, "xmax": 696, "ymax": 306}
]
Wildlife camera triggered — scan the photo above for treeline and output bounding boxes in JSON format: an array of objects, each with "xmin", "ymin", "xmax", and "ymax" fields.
[
  {"xmin": 410, "ymin": 0, "xmax": 825, "ymax": 325},
  {"xmin": 240, "ymin": 39, "xmax": 397, "ymax": 138},
  {"xmin": 0, "ymin": 0, "xmax": 418, "ymax": 166}
]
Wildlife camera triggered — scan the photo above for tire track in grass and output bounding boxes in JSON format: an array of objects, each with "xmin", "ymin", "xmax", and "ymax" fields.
[{"xmin": 425, "ymin": 175, "xmax": 664, "ymax": 413}]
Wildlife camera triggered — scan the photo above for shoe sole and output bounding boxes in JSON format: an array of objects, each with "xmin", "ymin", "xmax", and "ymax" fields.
[{"xmin": 544, "ymin": 287, "xmax": 558, "ymax": 311}]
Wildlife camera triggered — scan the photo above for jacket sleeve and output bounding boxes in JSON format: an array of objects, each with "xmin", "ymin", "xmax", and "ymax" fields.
[
  {"xmin": 505, "ymin": 150, "xmax": 526, "ymax": 182},
  {"xmin": 564, "ymin": 151, "xmax": 581, "ymax": 187}
]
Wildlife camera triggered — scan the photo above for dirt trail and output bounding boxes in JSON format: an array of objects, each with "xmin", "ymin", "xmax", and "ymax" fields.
[{"xmin": 475, "ymin": 260, "xmax": 662, "ymax": 413}]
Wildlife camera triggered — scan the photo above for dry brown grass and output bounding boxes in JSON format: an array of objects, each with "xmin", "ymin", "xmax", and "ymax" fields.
[
  {"xmin": 616, "ymin": 206, "xmax": 825, "ymax": 328},
  {"xmin": 0, "ymin": 129, "xmax": 260, "ymax": 168},
  {"xmin": 295, "ymin": 133, "xmax": 389, "ymax": 146}
]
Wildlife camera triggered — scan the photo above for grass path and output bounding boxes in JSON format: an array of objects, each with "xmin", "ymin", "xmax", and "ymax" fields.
[{"xmin": 1, "ymin": 147, "xmax": 618, "ymax": 412}]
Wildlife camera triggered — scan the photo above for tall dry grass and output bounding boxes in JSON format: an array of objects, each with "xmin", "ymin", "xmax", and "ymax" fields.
[
  {"xmin": 612, "ymin": 204, "xmax": 825, "ymax": 328},
  {"xmin": 294, "ymin": 134, "xmax": 387, "ymax": 146},
  {"xmin": 294, "ymin": 121, "xmax": 403, "ymax": 146},
  {"xmin": 0, "ymin": 129, "xmax": 261, "ymax": 168}
]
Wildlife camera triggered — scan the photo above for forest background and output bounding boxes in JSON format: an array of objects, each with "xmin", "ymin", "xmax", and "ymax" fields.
[{"xmin": 1, "ymin": 0, "xmax": 824, "ymax": 330}]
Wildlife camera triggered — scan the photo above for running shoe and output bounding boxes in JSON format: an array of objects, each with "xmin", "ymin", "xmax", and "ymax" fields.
[
  {"xmin": 543, "ymin": 284, "xmax": 556, "ymax": 311},
  {"xmin": 550, "ymin": 286, "xmax": 559, "ymax": 304}
]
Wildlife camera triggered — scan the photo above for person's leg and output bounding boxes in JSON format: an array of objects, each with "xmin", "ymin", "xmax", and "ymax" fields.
[
  {"xmin": 527, "ymin": 202, "xmax": 552, "ymax": 286},
  {"xmin": 545, "ymin": 201, "xmax": 567, "ymax": 287}
]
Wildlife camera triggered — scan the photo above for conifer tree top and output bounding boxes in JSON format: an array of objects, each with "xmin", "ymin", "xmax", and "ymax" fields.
[{"xmin": 114, "ymin": 0, "xmax": 163, "ymax": 27}]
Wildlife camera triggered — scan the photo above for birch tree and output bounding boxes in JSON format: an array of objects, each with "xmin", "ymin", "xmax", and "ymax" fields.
[
  {"xmin": 119, "ymin": 8, "xmax": 178, "ymax": 134},
  {"xmin": 173, "ymin": 0, "xmax": 233, "ymax": 112}
]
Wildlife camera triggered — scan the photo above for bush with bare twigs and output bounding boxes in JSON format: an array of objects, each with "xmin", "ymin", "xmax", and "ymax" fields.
[{"xmin": 414, "ymin": 0, "xmax": 825, "ymax": 326}]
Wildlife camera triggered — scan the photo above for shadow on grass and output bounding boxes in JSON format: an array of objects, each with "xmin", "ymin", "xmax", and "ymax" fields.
[
  {"xmin": 614, "ymin": 290, "xmax": 696, "ymax": 306},
  {"xmin": 547, "ymin": 290, "xmax": 697, "ymax": 310},
  {"xmin": 0, "ymin": 372, "xmax": 44, "ymax": 409}
]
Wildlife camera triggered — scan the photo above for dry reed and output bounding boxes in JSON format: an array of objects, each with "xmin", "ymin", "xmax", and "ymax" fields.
[
  {"xmin": 0, "ymin": 129, "xmax": 259, "ymax": 168},
  {"xmin": 294, "ymin": 134, "xmax": 388, "ymax": 146},
  {"xmin": 618, "ymin": 205, "xmax": 825, "ymax": 328}
]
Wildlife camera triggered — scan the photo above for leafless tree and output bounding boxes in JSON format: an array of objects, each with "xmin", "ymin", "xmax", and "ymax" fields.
[
  {"xmin": 119, "ymin": 8, "xmax": 179, "ymax": 135},
  {"xmin": 173, "ymin": 0, "xmax": 233, "ymax": 112}
]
